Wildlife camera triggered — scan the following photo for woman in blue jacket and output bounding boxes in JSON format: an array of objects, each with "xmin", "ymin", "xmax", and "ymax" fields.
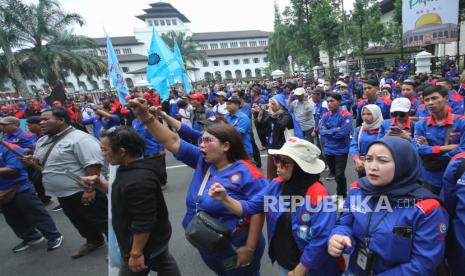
[
  {"xmin": 129, "ymin": 98, "xmax": 267, "ymax": 276},
  {"xmin": 350, "ymin": 105, "xmax": 383, "ymax": 178},
  {"xmin": 209, "ymin": 137, "xmax": 344, "ymax": 276},
  {"xmin": 328, "ymin": 137, "xmax": 448, "ymax": 275}
]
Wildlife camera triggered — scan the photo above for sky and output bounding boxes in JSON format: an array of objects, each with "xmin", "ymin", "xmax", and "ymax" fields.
[{"xmin": 24, "ymin": 0, "xmax": 355, "ymax": 38}]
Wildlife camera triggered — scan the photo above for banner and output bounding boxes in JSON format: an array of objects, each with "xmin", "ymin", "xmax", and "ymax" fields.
[{"xmin": 402, "ymin": 0, "xmax": 459, "ymax": 47}]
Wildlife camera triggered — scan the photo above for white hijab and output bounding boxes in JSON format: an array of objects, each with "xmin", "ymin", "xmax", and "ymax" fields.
[{"xmin": 362, "ymin": 104, "xmax": 383, "ymax": 130}]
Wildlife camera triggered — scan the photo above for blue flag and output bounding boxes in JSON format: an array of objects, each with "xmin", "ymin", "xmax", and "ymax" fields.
[
  {"xmin": 146, "ymin": 29, "xmax": 179, "ymax": 101},
  {"xmin": 106, "ymin": 35, "xmax": 129, "ymax": 104},
  {"xmin": 173, "ymin": 41, "xmax": 192, "ymax": 93}
]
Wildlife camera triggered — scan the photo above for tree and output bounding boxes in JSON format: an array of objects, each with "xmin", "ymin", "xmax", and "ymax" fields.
[
  {"xmin": 348, "ymin": 0, "xmax": 385, "ymax": 59},
  {"xmin": 161, "ymin": 31, "xmax": 206, "ymax": 66},
  {"xmin": 382, "ymin": 0, "xmax": 403, "ymax": 56},
  {"xmin": 1, "ymin": 0, "xmax": 105, "ymax": 91},
  {"xmin": 0, "ymin": 0, "xmax": 31, "ymax": 96},
  {"xmin": 267, "ymin": 2, "xmax": 290, "ymax": 70},
  {"xmin": 310, "ymin": 0, "xmax": 343, "ymax": 76}
]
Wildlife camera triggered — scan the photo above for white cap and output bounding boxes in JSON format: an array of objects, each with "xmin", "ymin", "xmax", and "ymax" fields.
[
  {"xmin": 268, "ymin": 137, "xmax": 325, "ymax": 174},
  {"xmin": 293, "ymin": 87, "xmax": 306, "ymax": 96},
  {"xmin": 390, "ymin": 98, "xmax": 411, "ymax": 113},
  {"xmin": 215, "ymin": 91, "xmax": 227, "ymax": 98}
]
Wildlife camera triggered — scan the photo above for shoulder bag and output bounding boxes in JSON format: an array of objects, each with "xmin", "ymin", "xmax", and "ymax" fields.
[{"xmin": 185, "ymin": 167, "xmax": 232, "ymax": 254}]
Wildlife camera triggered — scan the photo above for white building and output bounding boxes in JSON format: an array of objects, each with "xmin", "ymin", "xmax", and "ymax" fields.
[{"xmin": 5, "ymin": 1, "xmax": 270, "ymax": 95}]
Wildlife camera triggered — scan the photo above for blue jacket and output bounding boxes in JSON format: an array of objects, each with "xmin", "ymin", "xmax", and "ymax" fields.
[
  {"xmin": 350, "ymin": 127, "xmax": 379, "ymax": 160},
  {"xmin": 168, "ymin": 98, "xmax": 180, "ymax": 117},
  {"xmin": 397, "ymin": 63, "xmax": 411, "ymax": 80},
  {"xmin": 82, "ymin": 117, "xmax": 103, "ymax": 138},
  {"xmin": 331, "ymin": 182, "xmax": 448, "ymax": 275},
  {"xmin": 225, "ymin": 111, "xmax": 253, "ymax": 156},
  {"xmin": 441, "ymin": 152, "xmax": 465, "ymax": 275},
  {"xmin": 357, "ymin": 97, "xmax": 391, "ymax": 126},
  {"xmin": 313, "ymin": 100, "xmax": 328, "ymax": 129},
  {"xmin": 174, "ymin": 139, "xmax": 268, "ymax": 231},
  {"xmin": 239, "ymin": 178, "xmax": 343, "ymax": 275},
  {"xmin": 132, "ymin": 119, "xmax": 164, "ymax": 155},
  {"xmin": 192, "ymin": 107, "xmax": 214, "ymax": 132},
  {"xmin": 3, "ymin": 129, "xmax": 35, "ymax": 152},
  {"xmin": 319, "ymin": 108, "xmax": 353, "ymax": 156},
  {"xmin": 0, "ymin": 142, "xmax": 32, "ymax": 192},
  {"xmin": 415, "ymin": 103, "xmax": 430, "ymax": 118},
  {"xmin": 414, "ymin": 112, "xmax": 465, "ymax": 188},
  {"xmin": 448, "ymin": 90, "xmax": 464, "ymax": 115},
  {"xmin": 101, "ymin": 114, "xmax": 121, "ymax": 129},
  {"xmin": 378, "ymin": 118, "xmax": 414, "ymax": 138}
]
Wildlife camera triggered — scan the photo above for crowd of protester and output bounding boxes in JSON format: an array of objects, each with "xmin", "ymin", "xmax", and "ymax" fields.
[{"xmin": 0, "ymin": 59, "xmax": 465, "ymax": 276}]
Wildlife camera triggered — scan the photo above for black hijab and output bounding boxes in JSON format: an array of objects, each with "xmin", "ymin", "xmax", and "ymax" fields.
[
  {"xmin": 358, "ymin": 136, "xmax": 439, "ymax": 202},
  {"xmin": 281, "ymin": 161, "xmax": 320, "ymax": 196}
]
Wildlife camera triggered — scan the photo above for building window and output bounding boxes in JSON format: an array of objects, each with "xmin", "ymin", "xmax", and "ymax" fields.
[
  {"xmin": 240, "ymin": 41, "xmax": 247, "ymax": 47},
  {"xmin": 148, "ymin": 20, "xmax": 153, "ymax": 26},
  {"xmin": 259, "ymin": 40, "xmax": 266, "ymax": 46},
  {"xmin": 122, "ymin": 67, "xmax": 129, "ymax": 73},
  {"xmin": 220, "ymin": 42, "xmax": 228, "ymax": 49},
  {"xmin": 202, "ymin": 60, "xmax": 209, "ymax": 67},
  {"xmin": 213, "ymin": 61, "xmax": 219, "ymax": 66},
  {"xmin": 115, "ymin": 49, "xmax": 121, "ymax": 55},
  {"xmin": 122, "ymin": 48, "xmax": 132, "ymax": 55},
  {"xmin": 166, "ymin": 19, "xmax": 171, "ymax": 26},
  {"xmin": 243, "ymin": 58, "xmax": 250, "ymax": 64},
  {"xmin": 172, "ymin": 19, "xmax": 177, "ymax": 25},
  {"xmin": 263, "ymin": 57, "xmax": 268, "ymax": 62},
  {"xmin": 253, "ymin": 58, "xmax": 260, "ymax": 63},
  {"xmin": 233, "ymin": 59, "xmax": 240, "ymax": 65},
  {"xmin": 210, "ymin": 43, "xmax": 218, "ymax": 49},
  {"xmin": 154, "ymin": 20, "xmax": 159, "ymax": 26},
  {"xmin": 200, "ymin": 44, "xmax": 208, "ymax": 50},
  {"xmin": 100, "ymin": 49, "xmax": 107, "ymax": 56},
  {"xmin": 223, "ymin": 60, "xmax": 229, "ymax": 65},
  {"xmin": 160, "ymin": 20, "xmax": 165, "ymax": 26},
  {"xmin": 230, "ymin": 42, "xmax": 238, "ymax": 48},
  {"xmin": 249, "ymin": 41, "xmax": 257, "ymax": 47}
]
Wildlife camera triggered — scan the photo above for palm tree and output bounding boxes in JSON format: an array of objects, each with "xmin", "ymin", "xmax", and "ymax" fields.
[
  {"xmin": 1, "ymin": 0, "xmax": 105, "ymax": 94},
  {"xmin": 0, "ymin": 0, "xmax": 31, "ymax": 97},
  {"xmin": 161, "ymin": 31, "xmax": 206, "ymax": 67}
]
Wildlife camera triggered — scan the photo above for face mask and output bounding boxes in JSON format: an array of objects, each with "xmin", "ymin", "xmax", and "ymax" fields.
[{"xmin": 324, "ymin": 85, "xmax": 330, "ymax": 91}]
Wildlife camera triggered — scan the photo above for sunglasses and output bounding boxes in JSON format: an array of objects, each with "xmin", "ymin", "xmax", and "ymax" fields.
[
  {"xmin": 198, "ymin": 136, "xmax": 215, "ymax": 146},
  {"xmin": 272, "ymin": 155, "xmax": 293, "ymax": 168}
]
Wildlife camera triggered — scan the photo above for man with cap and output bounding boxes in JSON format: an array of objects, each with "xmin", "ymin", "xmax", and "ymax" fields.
[
  {"xmin": 188, "ymin": 93, "xmax": 214, "ymax": 131},
  {"xmin": 225, "ymin": 97, "xmax": 253, "ymax": 157},
  {"xmin": 401, "ymin": 79, "xmax": 422, "ymax": 117},
  {"xmin": 378, "ymin": 97, "xmax": 414, "ymax": 139},
  {"xmin": 446, "ymin": 64, "xmax": 460, "ymax": 79},
  {"xmin": 0, "ymin": 116, "xmax": 35, "ymax": 153},
  {"xmin": 356, "ymin": 79, "xmax": 391, "ymax": 126},
  {"xmin": 212, "ymin": 91, "xmax": 228, "ymax": 116},
  {"xmin": 281, "ymin": 82, "xmax": 295, "ymax": 100},
  {"xmin": 337, "ymin": 81, "xmax": 353, "ymax": 112},
  {"xmin": 289, "ymin": 87, "xmax": 315, "ymax": 143}
]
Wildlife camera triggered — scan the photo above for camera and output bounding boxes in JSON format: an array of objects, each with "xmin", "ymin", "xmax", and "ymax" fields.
[{"xmin": 260, "ymin": 104, "xmax": 268, "ymax": 110}]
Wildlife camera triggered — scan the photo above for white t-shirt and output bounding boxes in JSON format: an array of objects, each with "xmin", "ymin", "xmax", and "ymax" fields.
[{"xmin": 178, "ymin": 108, "xmax": 192, "ymax": 127}]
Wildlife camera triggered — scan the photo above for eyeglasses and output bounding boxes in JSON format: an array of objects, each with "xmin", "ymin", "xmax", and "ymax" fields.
[
  {"xmin": 198, "ymin": 136, "xmax": 215, "ymax": 146},
  {"xmin": 272, "ymin": 155, "xmax": 293, "ymax": 168}
]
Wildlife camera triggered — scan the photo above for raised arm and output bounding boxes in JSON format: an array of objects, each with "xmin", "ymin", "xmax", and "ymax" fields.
[{"xmin": 129, "ymin": 98, "xmax": 181, "ymax": 155}]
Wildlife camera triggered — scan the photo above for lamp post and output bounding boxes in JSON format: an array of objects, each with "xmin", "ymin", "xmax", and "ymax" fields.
[{"xmin": 288, "ymin": 55, "xmax": 294, "ymax": 76}]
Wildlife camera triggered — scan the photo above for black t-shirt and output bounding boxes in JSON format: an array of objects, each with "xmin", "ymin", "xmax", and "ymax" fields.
[{"xmin": 271, "ymin": 211, "xmax": 302, "ymax": 270}]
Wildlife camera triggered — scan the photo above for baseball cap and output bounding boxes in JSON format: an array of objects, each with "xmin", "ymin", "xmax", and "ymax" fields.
[
  {"xmin": 0, "ymin": 116, "xmax": 20, "ymax": 125},
  {"xmin": 215, "ymin": 91, "xmax": 227, "ymax": 98},
  {"xmin": 390, "ymin": 98, "xmax": 411, "ymax": 113},
  {"xmin": 199, "ymin": 115, "xmax": 229, "ymax": 126},
  {"xmin": 293, "ymin": 87, "xmax": 306, "ymax": 96},
  {"xmin": 188, "ymin": 93, "xmax": 205, "ymax": 102},
  {"xmin": 268, "ymin": 137, "xmax": 325, "ymax": 174},
  {"xmin": 226, "ymin": 97, "xmax": 241, "ymax": 105}
]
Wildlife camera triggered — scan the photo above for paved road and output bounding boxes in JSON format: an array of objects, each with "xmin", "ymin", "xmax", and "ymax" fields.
[{"xmin": 0, "ymin": 149, "xmax": 358, "ymax": 276}]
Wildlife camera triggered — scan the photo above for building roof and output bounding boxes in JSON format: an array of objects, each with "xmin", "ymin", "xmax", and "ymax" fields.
[
  {"xmin": 380, "ymin": 0, "xmax": 395, "ymax": 14},
  {"xmin": 92, "ymin": 36, "xmax": 144, "ymax": 47},
  {"xmin": 205, "ymin": 46, "xmax": 267, "ymax": 57},
  {"xmin": 192, "ymin": 30, "xmax": 269, "ymax": 42},
  {"xmin": 136, "ymin": 2, "xmax": 190, "ymax": 23}
]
